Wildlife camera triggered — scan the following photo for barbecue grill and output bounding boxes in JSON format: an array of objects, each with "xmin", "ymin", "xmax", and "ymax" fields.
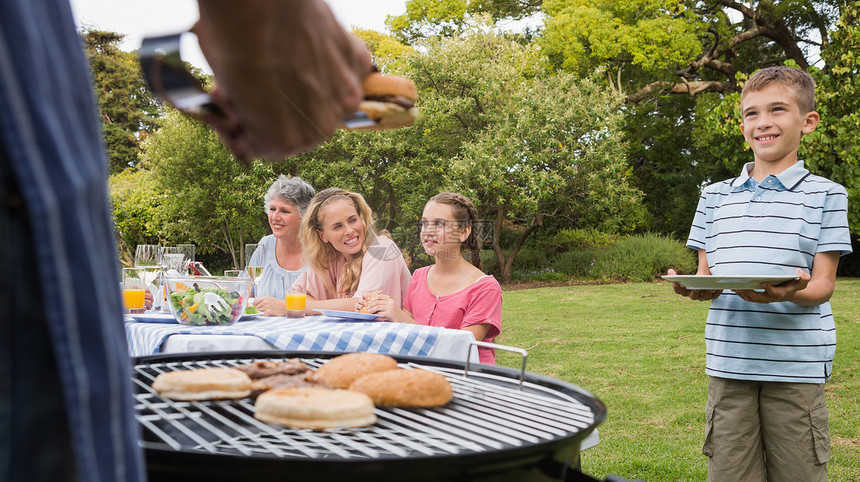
[{"xmin": 133, "ymin": 351, "xmax": 617, "ymax": 481}]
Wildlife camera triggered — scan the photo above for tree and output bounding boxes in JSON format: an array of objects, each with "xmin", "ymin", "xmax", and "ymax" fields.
[
  {"xmin": 142, "ymin": 110, "xmax": 279, "ymax": 268},
  {"xmin": 82, "ymin": 29, "xmax": 159, "ymax": 173},
  {"xmin": 391, "ymin": 0, "xmax": 839, "ymax": 100},
  {"xmin": 692, "ymin": 3, "xmax": 860, "ymax": 237},
  {"xmin": 805, "ymin": 1, "xmax": 860, "ymax": 234},
  {"xmin": 387, "ymin": 0, "xmax": 543, "ymax": 43},
  {"xmin": 387, "ymin": 1, "xmax": 844, "ymax": 245},
  {"xmin": 108, "ymin": 168, "xmax": 162, "ymax": 265},
  {"xmin": 410, "ymin": 31, "xmax": 645, "ymax": 281}
]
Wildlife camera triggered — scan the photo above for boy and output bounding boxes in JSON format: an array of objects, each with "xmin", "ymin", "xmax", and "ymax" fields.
[{"xmin": 668, "ymin": 66, "xmax": 852, "ymax": 481}]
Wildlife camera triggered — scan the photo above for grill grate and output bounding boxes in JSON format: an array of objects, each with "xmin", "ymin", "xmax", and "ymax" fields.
[{"xmin": 134, "ymin": 355, "xmax": 598, "ymax": 461}]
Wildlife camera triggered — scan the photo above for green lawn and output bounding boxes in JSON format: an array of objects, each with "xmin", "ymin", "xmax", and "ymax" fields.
[{"xmin": 495, "ymin": 278, "xmax": 860, "ymax": 481}]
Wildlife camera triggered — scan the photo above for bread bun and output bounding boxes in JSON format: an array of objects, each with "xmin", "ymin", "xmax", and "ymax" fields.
[
  {"xmin": 254, "ymin": 387, "xmax": 377, "ymax": 430},
  {"xmin": 312, "ymin": 353, "xmax": 399, "ymax": 389},
  {"xmin": 361, "ymin": 73, "xmax": 417, "ymax": 101},
  {"xmin": 152, "ymin": 367, "xmax": 252, "ymax": 401},
  {"xmin": 353, "ymin": 73, "xmax": 418, "ymax": 130},
  {"xmin": 350, "ymin": 369, "xmax": 453, "ymax": 407}
]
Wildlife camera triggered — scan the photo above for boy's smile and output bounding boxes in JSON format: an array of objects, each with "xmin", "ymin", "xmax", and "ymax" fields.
[{"xmin": 740, "ymin": 84, "xmax": 819, "ymax": 178}]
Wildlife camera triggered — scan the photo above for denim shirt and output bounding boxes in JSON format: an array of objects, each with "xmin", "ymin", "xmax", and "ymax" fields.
[{"xmin": 0, "ymin": 1, "xmax": 145, "ymax": 480}]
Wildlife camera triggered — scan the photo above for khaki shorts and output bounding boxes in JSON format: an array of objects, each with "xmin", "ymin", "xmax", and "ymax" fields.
[{"xmin": 703, "ymin": 376, "xmax": 829, "ymax": 482}]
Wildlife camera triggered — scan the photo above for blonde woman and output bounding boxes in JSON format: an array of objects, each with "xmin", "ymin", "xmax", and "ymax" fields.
[{"xmin": 293, "ymin": 188, "xmax": 411, "ymax": 313}]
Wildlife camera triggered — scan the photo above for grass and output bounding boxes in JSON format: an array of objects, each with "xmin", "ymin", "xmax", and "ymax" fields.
[{"xmin": 495, "ymin": 278, "xmax": 860, "ymax": 481}]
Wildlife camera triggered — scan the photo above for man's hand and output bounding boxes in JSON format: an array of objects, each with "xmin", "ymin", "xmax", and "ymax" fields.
[{"xmin": 195, "ymin": 0, "xmax": 372, "ymax": 161}]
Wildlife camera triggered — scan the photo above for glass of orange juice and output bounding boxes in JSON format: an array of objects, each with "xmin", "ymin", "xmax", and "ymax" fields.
[
  {"xmin": 285, "ymin": 285, "xmax": 306, "ymax": 318},
  {"xmin": 122, "ymin": 267, "xmax": 146, "ymax": 314}
]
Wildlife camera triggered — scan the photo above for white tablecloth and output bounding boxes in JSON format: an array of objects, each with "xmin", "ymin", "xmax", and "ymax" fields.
[{"xmin": 125, "ymin": 314, "xmax": 479, "ymax": 362}]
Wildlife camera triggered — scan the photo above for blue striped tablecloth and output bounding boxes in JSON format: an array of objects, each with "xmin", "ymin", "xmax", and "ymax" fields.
[{"xmin": 125, "ymin": 315, "xmax": 475, "ymax": 360}]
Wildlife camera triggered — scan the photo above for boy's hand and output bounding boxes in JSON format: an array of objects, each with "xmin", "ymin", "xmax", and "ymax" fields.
[
  {"xmin": 734, "ymin": 268, "xmax": 811, "ymax": 304},
  {"xmin": 666, "ymin": 269, "xmax": 723, "ymax": 302}
]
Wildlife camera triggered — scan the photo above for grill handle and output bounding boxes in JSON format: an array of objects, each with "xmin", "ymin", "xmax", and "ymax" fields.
[{"xmin": 464, "ymin": 341, "xmax": 528, "ymax": 390}]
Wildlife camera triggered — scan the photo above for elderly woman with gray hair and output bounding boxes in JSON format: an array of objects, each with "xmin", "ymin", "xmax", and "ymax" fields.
[{"xmin": 249, "ymin": 175, "xmax": 315, "ymax": 316}]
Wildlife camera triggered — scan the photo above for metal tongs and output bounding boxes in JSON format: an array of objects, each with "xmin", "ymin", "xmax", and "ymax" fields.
[{"xmin": 138, "ymin": 32, "xmax": 376, "ymax": 129}]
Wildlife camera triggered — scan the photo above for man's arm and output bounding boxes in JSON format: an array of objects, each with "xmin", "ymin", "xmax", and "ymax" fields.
[{"xmin": 193, "ymin": 0, "xmax": 372, "ymax": 161}]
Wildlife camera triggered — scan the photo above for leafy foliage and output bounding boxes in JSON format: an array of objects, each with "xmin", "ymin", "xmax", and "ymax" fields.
[
  {"xmin": 805, "ymin": 1, "xmax": 860, "ymax": 233},
  {"xmin": 82, "ymin": 29, "xmax": 159, "ymax": 173},
  {"xmin": 352, "ymin": 29, "xmax": 415, "ymax": 73},
  {"xmin": 551, "ymin": 233, "xmax": 697, "ymax": 280},
  {"xmin": 91, "ymin": 0, "xmax": 860, "ymax": 275},
  {"xmin": 142, "ymin": 111, "xmax": 278, "ymax": 268},
  {"xmin": 108, "ymin": 168, "xmax": 162, "ymax": 265},
  {"xmin": 540, "ymin": 0, "xmax": 701, "ymax": 77},
  {"xmin": 409, "ymin": 31, "xmax": 645, "ymax": 281}
]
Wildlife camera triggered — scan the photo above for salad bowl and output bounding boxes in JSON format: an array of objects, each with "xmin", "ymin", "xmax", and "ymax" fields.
[{"xmin": 163, "ymin": 276, "xmax": 252, "ymax": 326}]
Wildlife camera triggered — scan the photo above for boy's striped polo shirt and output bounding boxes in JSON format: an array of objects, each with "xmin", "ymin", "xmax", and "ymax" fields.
[{"xmin": 687, "ymin": 161, "xmax": 852, "ymax": 383}]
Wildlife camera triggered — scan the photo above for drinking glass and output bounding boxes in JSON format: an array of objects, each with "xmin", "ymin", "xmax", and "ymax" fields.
[
  {"xmin": 177, "ymin": 244, "xmax": 195, "ymax": 263},
  {"xmin": 161, "ymin": 246, "xmax": 187, "ymax": 274},
  {"xmin": 224, "ymin": 270, "xmax": 243, "ymax": 277},
  {"xmin": 134, "ymin": 244, "xmax": 162, "ymax": 267},
  {"xmin": 135, "ymin": 244, "xmax": 163, "ymax": 312},
  {"xmin": 121, "ymin": 268, "xmax": 146, "ymax": 314},
  {"xmin": 285, "ymin": 285, "xmax": 306, "ymax": 318},
  {"xmin": 245, "ymin": 243, "xmax": 266, "ymax": 298}
]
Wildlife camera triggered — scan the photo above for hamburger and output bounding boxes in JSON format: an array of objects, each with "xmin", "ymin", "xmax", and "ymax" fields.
[
  {"xmin": 346, "ymin": 73, "xmax": 418, "ymax": 130},
  {"xmin": 357, "ymin": 289, "xmax": 383, "ymax": 314}
]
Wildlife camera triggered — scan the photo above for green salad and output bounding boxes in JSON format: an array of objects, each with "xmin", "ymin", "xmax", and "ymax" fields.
[{"xmin": 168, "ymin": 286, "xmax": 243, "ymax": 325}]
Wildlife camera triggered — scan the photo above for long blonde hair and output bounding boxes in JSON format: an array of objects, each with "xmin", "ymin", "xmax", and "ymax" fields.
[{"xmin": 300, "ymin": 188, "xmax": 376, "ymax": 296}]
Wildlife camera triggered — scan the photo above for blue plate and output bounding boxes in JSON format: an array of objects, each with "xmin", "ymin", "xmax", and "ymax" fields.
[
  {"xmin": 317, "ymin": 309, "xmax": 382, "ymax": 322},
  {"xmin": 128, "ymin": 313, "xmax": 260, "ymax": 323}
]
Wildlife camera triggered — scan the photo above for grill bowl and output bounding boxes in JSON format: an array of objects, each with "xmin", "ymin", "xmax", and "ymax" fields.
[{"xmin": 134, "ymin": 351, "xmax": 606, "ymax": 481}]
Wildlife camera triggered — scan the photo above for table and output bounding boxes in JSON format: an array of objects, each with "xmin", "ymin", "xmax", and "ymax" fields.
[{"xmin": 125, "ymin": 314, "xmax": 480, "ymax": 362}]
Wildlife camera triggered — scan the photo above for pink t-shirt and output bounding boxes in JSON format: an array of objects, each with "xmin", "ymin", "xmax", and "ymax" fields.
[
  {"xmin": 404, "ymin": 266, "xmax": 502, "ymax": 364},
  {"xmin": 293, "ymin": 236, "xmax": 411, "ymax": 306}
]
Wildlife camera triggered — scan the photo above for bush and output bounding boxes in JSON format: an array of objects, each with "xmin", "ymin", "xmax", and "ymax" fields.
[
  {"xmin": 512, "ymin": 245, "xmax": 551, "ymax": 271},
  {"xmin": 511, "ymin": 267, "xmax": 568, "ymax": 282},
  {"xmin": 551, "ymin": 249, "xmax": 602, "ymax": 277},
  {"xmin": 544, "ymin": 228, "xmax": 620, "ymax": 254},
  {"xmin": 551, "ymin": 233, "xmax": 696, "ymax": 282},
  {"xmin": 592, "ymin": 233, "xmax": 696, "ymax": 282}
]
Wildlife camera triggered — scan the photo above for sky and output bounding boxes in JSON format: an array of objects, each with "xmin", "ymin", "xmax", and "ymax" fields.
[{"xmin": 69, "ymin": 0, "xmax": 408, "ymax": 73}]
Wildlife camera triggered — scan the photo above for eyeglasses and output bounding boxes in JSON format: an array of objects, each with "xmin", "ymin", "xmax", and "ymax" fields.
[
  {"xmin": 138, "ymin": 32, "xmax": 376, "ymax": 128},
  {"xmin": 420, "ymin": 219, "xmax": 460, "ymax": 230}
]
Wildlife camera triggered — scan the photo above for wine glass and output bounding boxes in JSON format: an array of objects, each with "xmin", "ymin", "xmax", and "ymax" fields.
[
  {"xmin": 134, "ymin": 244, "xmax": 162, "ymax": 267},
  {"xmin": 134, "ymin": 244, "xmax": 163, "ymax": 312},
  {"xmin": 245, "ymin": 243, "xmax": 266, "ymax": 298},
  {"xmin": 176, "ymin": 243, "xmax": 195, "ymax": 263},
  {"xmin": 160, "ymin": 246, "xmax": 186, "ymax": 274}
]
